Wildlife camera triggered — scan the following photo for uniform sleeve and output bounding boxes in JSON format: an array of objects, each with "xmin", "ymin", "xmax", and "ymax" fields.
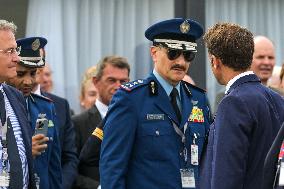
[
  {"xmin": 61, "ymin": 100, "xmax": 79, "ymax": 189},
  {"xmin": 100, "ymin": 90, "xmax": 138, "ymax": 189},
  {"xmin": 79, "ymin": 121, "xmax": 104, "ymax": 166},
  {"xmin": 49, "ymin": 107, "xmax": 63, "ymax": 189},
  {"xmin": 211, "ymin": 95, "xmax": 253, "ymax": 189}
]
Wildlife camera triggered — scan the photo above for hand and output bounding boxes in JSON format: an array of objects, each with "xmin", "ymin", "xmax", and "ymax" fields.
[{"xmin": 32, "ymin": 134, "xmax": 49, "ymax": 158}]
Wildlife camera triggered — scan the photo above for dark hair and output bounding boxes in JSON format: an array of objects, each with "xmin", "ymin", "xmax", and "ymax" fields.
[
  {"xmin": 95, "ymin": 55, "xmax": 130, "ymax": 80},
  {"xmin": 203, "ymin": 22, "xmax": 254, "ymax": 71}
]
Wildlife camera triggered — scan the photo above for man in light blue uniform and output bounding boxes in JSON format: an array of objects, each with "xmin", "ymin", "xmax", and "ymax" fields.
[
  {"xmin": 100, "ymin": 18, "xmax": 212, "ymax": 189},
  {"xmin": 6, "ymin": 37, "xmax": 62, "ymax": 189}
]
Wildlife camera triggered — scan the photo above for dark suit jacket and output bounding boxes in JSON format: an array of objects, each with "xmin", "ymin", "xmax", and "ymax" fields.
[
  {"xmin": 200, "ymin": 74, "xmax": 284, "ymax": 189},
  {"xmin": 3, "ymin": 84, "xmax": 36, "ymax": 189},
  {"xmin": 43, "ymin": 92, "xmax": 78, "ymax": 189},
  {"xmin": 263, "ymin": 122, "xmax": 284, "ymax": 189},
  {"xmin": 72, "ymin": 105, "xmax": 102, "ymax": 189}
]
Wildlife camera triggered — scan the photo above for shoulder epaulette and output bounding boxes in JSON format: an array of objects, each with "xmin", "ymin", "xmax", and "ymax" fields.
[
  {"xmin": 30, "ymin": 93, "xmax": 53, "ymax": 102},
  {"xmin": 182, "ymin": 81, "xmax": 206, "ymax": 93},
  {"xmin": 120, "ymin": 79, "xmax": 147, "ymax": 92}
]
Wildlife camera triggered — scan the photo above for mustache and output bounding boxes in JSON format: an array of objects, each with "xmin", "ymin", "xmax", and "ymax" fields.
[{"xmin": 170, "ymin": 64, "xmax": 186, "ymax": 71}]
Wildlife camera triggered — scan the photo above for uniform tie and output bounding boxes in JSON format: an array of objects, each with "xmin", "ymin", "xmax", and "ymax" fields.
[
  {"xmin": 0, "ymin": 90, "xmax": 23, "ymax": 188},
  {"xmin": 170, "ymin": 87, "xmax": 181, "ymax": 123}
]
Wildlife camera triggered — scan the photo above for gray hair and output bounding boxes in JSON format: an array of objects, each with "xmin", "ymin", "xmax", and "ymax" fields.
[{"xmin": 0, "ymin": 20, "xmax": 17, "ymax": 34}]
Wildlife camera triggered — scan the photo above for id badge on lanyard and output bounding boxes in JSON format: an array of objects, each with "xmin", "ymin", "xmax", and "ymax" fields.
[
  {"xmin": 170, "ymin": 120, "xmax": 198, "ymax": 188},
  {"xmin": 180, "ymin": 168, "xmax": 195, "ymax": 188}
]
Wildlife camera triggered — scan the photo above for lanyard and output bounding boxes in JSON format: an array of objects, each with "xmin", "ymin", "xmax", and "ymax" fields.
[{"xmin": 168, "ymin": 115, "xmax": 189, "ymax": 164}]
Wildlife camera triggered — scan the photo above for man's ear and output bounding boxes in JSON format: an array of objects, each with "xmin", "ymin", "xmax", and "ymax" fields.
[
  {"xmin": 211, "ymin": 55, "xmax": 221, "ymax": 69},
  {"xmin": 150, "ymin": 46, "xmax": 158, "ymax": 63}
]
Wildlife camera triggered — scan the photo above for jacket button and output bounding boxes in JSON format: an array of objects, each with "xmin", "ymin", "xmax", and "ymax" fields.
[{"xmin": 155, "ymin": 130, "xmax": 160, "ymax": 136}]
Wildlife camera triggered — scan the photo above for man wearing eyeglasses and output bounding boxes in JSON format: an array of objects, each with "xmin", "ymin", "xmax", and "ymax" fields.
[
  {"xmin": 0, "ymin": 20, "xmax": 36, "ymax": 189},
  {"xmin": 100, "ymin": 18, "xmax": 212, "ymax": 189},
  {"xmin": 6, "ymin": 37, "xmax": 62, "ymax": 189}
]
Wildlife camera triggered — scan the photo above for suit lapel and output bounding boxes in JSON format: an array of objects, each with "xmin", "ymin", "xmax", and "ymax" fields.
[{"xmin": 3, "ymin": 85, "xmax": 31, "ymax": 142}]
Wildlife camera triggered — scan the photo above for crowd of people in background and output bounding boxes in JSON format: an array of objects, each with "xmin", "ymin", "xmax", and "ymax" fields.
[{"xmin": 0, "ymin": 16, "xmax": 284, "ymax": 189}]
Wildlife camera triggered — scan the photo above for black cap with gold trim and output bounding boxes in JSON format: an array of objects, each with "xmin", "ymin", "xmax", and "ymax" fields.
[{"xmin": 16, "ymin": 37, "xmax": 47, "ymax": 68}]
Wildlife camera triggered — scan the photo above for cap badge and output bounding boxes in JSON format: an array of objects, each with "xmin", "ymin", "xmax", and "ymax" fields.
[
  {"xmin": 32, "ymin": 39, "xmax": 40, "ymax": 51},
  {"xmin": 180, "ymin": 20, "xmax": 190, "ymax": 33}
]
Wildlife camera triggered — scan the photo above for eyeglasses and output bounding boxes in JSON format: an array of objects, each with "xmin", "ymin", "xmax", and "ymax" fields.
[
  {"xmin": 0, "ymin": 47, "xmax": 20, "ymax": 56},
  {"xmin": 166, "ymin": 48, "xmax": 195, "ymax": 62}
]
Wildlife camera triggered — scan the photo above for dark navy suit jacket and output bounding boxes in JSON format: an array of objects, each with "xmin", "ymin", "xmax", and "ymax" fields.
[
  {"xmin": 263, "ymin": 122, "xmax": 284, "ymax": 189},
  {"xmin": 200, "ymin": 74, "xmax": 284, "ymax": 189},
  {"xmin": 43, "ymin": 92, "xmax": 78, "ymax": 189},
  {"xmin": 3, "ymin": 84, "xmax": 36, "ymax": 189}
]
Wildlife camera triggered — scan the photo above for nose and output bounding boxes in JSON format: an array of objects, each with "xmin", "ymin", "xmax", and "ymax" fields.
[
  {"xmin": 12, "ymin": 53, "xmax": 20, "ymax": 62},
  {"xmin": 262, "ymin": 56, "xmax": 274, "ymax": 65},
  {"xmin": 114, "ymin": 80, "xmax": 123, "ymax": 89},
  {"xmin": 23, "ymin": 77, "xmax": 33, "ymax": 85},
  {"xmin": 175, "ymin": 54, "xmax": 187, "ymax": 65}
]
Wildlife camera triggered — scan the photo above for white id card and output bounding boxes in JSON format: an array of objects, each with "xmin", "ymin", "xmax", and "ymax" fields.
[
  {"xmin": 279, "ymin": 162, "xmax": 284, "ymax": 186},
  {"xmin": 0, "ymin": 172, "xmax": 9, "ymax": 187},
  {"xmin": 180, "ymin": 169, "xmax": 195, "ymax": 188},
  {"xmin": 191, "ymin": 144, "xmax": 198, "ymax": 165}
]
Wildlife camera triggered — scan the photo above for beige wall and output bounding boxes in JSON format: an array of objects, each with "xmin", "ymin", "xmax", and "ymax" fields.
[{"xmin": 0, "ymin": 0, "xmax": 28, "ymax": 38}]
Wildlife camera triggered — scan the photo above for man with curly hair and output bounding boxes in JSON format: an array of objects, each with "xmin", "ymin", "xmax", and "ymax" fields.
[{"xmin": 200, "ymin": 22, "xmax": 284, "ymax": 189}]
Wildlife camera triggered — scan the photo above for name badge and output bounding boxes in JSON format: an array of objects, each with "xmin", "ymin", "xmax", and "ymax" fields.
[
  {"xmin": 146, "ymin": 114, "xmax": 164, "ymax": 120},
  {"xmin": 180, "ymin": 169, "xmax": 195, "ymax": 188}
]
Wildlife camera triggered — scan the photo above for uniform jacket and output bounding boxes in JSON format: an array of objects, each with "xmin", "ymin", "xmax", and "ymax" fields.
[
  {"xmin": 43, "ymin": 92, "xmax": 78, "ymax": 189},
  {"xmin": 199, "ymin": 74, "xmax": 284, "ymax": 189},
  {"xmin": 3, "ymin": 84, "xmax": 36, "ymax": 189},
  {"xmin": 100, "ymin": 74, "xmax": 212, "ymax": 189},
  {"xmin": 263, "ymin": 122, "xmax": 284, "ymax": 189},
  {"xmin": 27, "ymin": 94, "xmax": 62, "ymax": 189},
  {"xmin": 72, "ymin": 105, "xmax": 102, "ymax": 189}
]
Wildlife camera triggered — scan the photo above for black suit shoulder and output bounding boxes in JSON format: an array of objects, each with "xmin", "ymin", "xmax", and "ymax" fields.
[
  {"xmin": 71, "ymin": 105, "xmax": 102, "ymax": 188},
  {"xmin": 72, "ymin": 105, "xmax": 102, "ymax": 154}
]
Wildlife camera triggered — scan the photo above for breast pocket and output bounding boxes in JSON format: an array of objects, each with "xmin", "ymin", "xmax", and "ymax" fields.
[{"xmin": 137, "ymin": 121, "xmax": 178, "ymax": 160}]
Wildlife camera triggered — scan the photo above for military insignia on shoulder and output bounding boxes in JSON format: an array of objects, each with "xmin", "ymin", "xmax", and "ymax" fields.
[
  {"xmin": 189, "ymin": 106, "xmax": 204, "ymax": 123},
  {"xmin": 183, "ymin": 81, "xmax": 206, "ymax": 93},
  {"xmin": 120, "ymin": 79, "xmax": 145, "ymax": 92},
  {"xmin": 149, "ymin": 80, "xmax": 158, "ymax": 96}
]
